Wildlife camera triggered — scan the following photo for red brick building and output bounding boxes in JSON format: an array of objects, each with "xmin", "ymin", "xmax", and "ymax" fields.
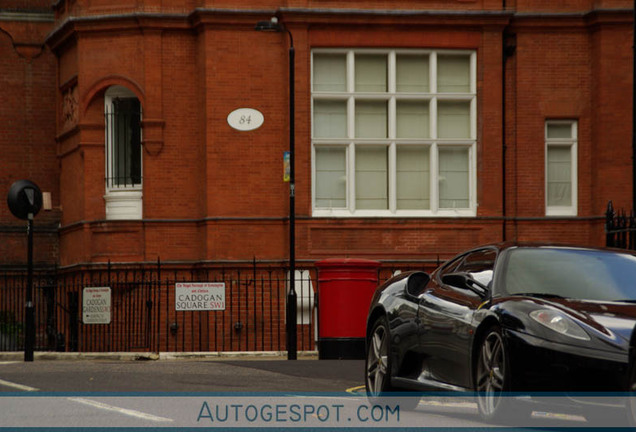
[{"xmin": 0, "ymin": 0, "xmax": 631, "ymax": 264}]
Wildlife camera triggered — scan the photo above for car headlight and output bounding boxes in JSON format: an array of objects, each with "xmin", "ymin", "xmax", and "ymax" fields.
[{"xmin": 529, "ymin": 309, "xmax": 590, "ymax": 340}]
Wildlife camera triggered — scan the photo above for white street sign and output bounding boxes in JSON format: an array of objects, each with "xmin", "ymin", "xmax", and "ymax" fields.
[
  {"xmin": 175, "ymin": 282, "xmax": 226, "ymax": 311},
  {"xmin": 82, "ymin": 287, "xmax": 111, "ymax": 324}
]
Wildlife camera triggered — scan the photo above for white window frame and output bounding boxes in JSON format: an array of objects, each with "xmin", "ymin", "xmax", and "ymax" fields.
[
  {"xmin": 311, "ymin": 49, "xmax": 477, "ymax": 218},
  {"xmin": 104, "ymin": 86, "xmax": 143, "ymax": 220},
  {"xmin": 545, "ymin": 120, "xmax": 578, "ymax": 217}
]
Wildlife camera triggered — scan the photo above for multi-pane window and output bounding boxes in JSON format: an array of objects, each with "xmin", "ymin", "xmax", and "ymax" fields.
[
  {"xmin": 545, "ymin": 121, "xmax": 577, "ymax": 216},
  {"xmin": 311, "ymin": 49, "xmax": 476, "ymax": 217},
  {"xmin": 104, "ymin": 86, "xmax": 143, "ymax": 220},
  {"xmin": 105, "ymin": 87, "xmax": 142, "ymax": 189}
]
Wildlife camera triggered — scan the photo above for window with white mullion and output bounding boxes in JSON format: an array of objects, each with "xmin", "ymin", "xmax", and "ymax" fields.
[
  {"xmin": 545, "ymin": 120, "xmax": 577, "ymax": 216},
  {"xmin": 312, "ymin": 48, "xmax": 476, "ymax": 217},
  {"xmin": 429, "ymin": 52, "xmax": 437, "ymax": 94},
  {"xmin": 388, "ymin": 143, "xmax": 397, "ymax": 213},
  {"xmin": 347, "ymin": 96, "xmax": 355, "ymax": 140},
  {"xmin": 388, "ymin": 52, "xmax": 397, "ymax": 94},
  {"xmin": 386, "ymin": 52, "xmax": 396, "ymax": 142},
  {"xmin": 348, "ymin": 142, "xmax": 356, "ymax": 213},
  {"xmin": 388, "ymin": 97, "xmax": 397, "ymax": 140},
  {"xmin": 471, "ymin": 97, "xmax": 477, "ymax": 140},
  {"xmin": 347, "ymin": 51, "xmax": 356, "ymax": 94},
  {"xmin": 430, "ymin": 97, "xmax": 438, "ymax": 140},
  {"xmin": 471, "ymin": 144, "xmax": 477, "ymax": 211},
  {"xmin": 470, "ymin": 52, "xmax": 477, "ymax": 94},
  {"xmin": 430, "ymin": 143, "xmax": 439, "ymax": 214}
]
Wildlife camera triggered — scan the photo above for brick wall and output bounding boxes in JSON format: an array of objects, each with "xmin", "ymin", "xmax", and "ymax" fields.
[
  {"xmin": 1, "ymin": 2, "xmax": 633, "ymax": 270},
  {"xmin": 0, "ymin": 12, "xmax": 59, "ymax": 266}
]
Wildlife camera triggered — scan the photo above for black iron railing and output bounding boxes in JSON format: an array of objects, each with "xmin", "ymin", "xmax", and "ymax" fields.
[
  {"xmin": 0, "ymin": 259, "xmax": 435, "ymax": 354},
  {"xmin": 605, "ymin": 201, "xmax": 636, "ymax": 250}
]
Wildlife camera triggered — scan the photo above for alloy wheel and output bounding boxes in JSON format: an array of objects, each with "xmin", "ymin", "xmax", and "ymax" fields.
[
  {"xmin": 366, "ymin": 321, "xmax": 389, "ymax": 395},
  {"xmin": 476, "ymin": 329, "xmax": 506, "ymax": 417}
]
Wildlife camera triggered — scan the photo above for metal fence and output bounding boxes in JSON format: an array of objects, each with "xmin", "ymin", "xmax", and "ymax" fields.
[
  {"xmin": 0, "ymin": 260, "xmax": 436, "ymax": 354},
  {"xmin": 0, "ymin": 262, "xmax": 316, "ymax": 353},
  {"xmin": 605, "ymin": 201, "xmax": 636, "ymax": 250}
]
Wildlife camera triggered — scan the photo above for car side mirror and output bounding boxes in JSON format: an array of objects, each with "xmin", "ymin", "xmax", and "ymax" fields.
[
  {"xmin": 406, "ymin": 272, "xmax": 431, "ymax": 297},
  {"xmin": 442, "ymin": 272, "xmax": 488, "ymax": 298}
]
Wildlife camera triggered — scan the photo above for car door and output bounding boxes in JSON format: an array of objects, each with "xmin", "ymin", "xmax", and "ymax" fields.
[{"xmin": 417, "ymin": 248, "xmax": 496, "ymax": 389}]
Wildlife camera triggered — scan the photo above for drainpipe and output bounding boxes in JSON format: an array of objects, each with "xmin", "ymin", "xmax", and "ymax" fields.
[
  {"xmin": 502, "ymin": 25, "xmax": 516, "ymax": 241},
  {"xmin": 633, "ymin": 0, "xmax": 636, "ymax": 211}
]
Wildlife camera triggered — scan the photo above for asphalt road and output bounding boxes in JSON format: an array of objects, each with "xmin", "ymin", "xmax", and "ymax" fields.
[
  {"xmin": 0, "ymin": 358, "xmax": 364, "ymax": 392},
  {"xmin": 0, "ymin": 358, "xmax": 592, "ymax": 429}
]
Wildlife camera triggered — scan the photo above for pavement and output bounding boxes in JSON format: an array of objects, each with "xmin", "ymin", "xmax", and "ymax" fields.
[{"xmin": 0, "ymin": 350, "xmax": 320, "ymax": 362}]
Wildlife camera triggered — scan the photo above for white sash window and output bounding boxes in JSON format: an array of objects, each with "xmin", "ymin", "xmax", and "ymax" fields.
[
  {"xmin": 104, "ymin": 86, "xmax": 142, "ymax": 220},
  {"xmin": 545, "ymin": 121, "xmax": 577, "ymax": 216}
]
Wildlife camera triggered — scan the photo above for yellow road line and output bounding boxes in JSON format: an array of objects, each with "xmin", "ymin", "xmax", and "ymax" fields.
[{"xmin": 346, "ymin": 385, "xmax": 365, "ymax": 394}]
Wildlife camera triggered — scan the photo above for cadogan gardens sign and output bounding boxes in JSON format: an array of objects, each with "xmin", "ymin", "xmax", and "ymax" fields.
[{"xmin": 82, "ymin": 287, "xmax": 112, "ymax": 324}]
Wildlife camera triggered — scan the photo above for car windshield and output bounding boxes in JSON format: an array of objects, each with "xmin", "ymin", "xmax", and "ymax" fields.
[{"xmin": 501, "ymin": 247, "xmax": 636, "ymax": 301}]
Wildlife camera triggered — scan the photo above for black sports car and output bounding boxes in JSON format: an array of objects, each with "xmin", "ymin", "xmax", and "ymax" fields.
[{"xmin": 365, "ymin": 243, "xmax": 636, "ymax": 424}]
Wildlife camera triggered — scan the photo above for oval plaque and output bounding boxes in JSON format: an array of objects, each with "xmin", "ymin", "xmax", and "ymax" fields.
[{"xmin": 227, "ymin": 108, "xmax": 264, "ymax": 132}]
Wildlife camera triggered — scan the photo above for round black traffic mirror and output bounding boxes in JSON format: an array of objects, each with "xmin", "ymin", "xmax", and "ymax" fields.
[{"xmin": 7, "ymin": 179, "xmax": 43, "ymax": 220}]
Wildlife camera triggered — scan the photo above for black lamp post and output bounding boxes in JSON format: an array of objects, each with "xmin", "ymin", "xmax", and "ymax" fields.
[
  {"xmin": 255, "ymin": 17, "xmax": 297, "ymax": 360},
  {"xmin": 7, "ymin": 180, "xmax": 43, "ymax": 362}
]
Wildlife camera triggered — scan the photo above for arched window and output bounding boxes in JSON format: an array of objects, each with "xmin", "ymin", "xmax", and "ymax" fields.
[{"xmin": 104, "ymin": 86, "xmax": 142, "ymax": 219}]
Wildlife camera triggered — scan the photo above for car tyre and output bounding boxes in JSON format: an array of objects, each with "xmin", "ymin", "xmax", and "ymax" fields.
[
  {"xmin": 475, "ymin": 325, "xmax": 530, "ymax": 424},
  {"xmin": 365, "ymin": 316, "xmax": 419, "ymax": 411},
  {"xmin": 628, "ymin": 367, "xmax": 636, "ymax": 427},
  {"xmin": 366, "ymin": 316, "xmax": 393, "ymax": 396}
]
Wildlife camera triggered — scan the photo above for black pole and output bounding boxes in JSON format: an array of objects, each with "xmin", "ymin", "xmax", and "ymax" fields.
[
  {"xmin": 633, "ymin": 0, "xmax": 636, "ymax": 211},
  {"xmin": 7, "ymin": 180, "xmax": 42, "ymax": 361},
  {"xmin": 25, "ymin": 214, "xmax": 35, "ymax": 362},
  {"xmin": 286, "ymin": 38, "xmax": 297, "ymax": 361},
  {"xmin": 502, "ymin": 34, "xmax": 507, "ymax": 242},
  {"xmin": 502, "ymin": 31, "xmax": 516, "ymax": 241},
  {"xmin": 254, "ymin": 18, "xmax": 297, "ymax": 359}
]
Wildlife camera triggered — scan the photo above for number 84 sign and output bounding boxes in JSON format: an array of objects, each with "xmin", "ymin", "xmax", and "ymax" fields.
[{"xmin": 227, "ymin": 108, "xmax": 264, "ymax": 132}]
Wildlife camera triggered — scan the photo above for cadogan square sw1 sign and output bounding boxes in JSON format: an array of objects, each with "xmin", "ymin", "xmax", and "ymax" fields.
[{"xmin": 175, "ymin": 282, "xmax": 226, "ymax": 311}]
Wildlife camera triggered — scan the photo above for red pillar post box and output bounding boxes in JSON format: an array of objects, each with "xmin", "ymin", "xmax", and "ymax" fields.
[{"xmin": 315, "ymin": 258, "xmax": 381, "ymax": 359}]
